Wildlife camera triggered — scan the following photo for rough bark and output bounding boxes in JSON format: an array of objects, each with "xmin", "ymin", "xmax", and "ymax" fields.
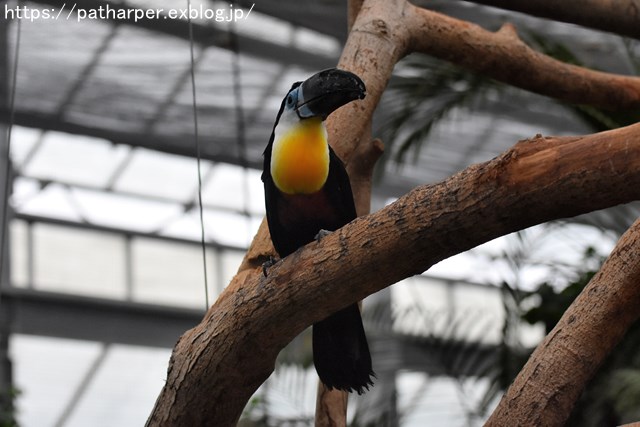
[
  {"xmin": 314, "ymin": 381, "xmax": 349, "ymax": 427},
  {"xmin": 486, "ymin": 216, "xmax": 640, "ymax": 426},
  {"xmin": 460, "ymin": 0, "xmax": 640, "ymax": 40},
  {"xmin": 146, "ymin": 122, "xmax": 640, "ymax": 426}
]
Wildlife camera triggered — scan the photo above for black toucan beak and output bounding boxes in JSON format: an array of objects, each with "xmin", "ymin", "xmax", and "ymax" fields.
[{"xmin": 296, "ymin": 68, "xmax": 366, "ymax": 120}]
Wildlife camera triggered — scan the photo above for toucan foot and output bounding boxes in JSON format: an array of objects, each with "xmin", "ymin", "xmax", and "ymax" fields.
[
  {"xmin": 315, "ymin": 229, "xmax": 332, "ymax": 242},
  {"xmin": 262, "ymin": 256, "xmax": 278, "ymax": 277}
]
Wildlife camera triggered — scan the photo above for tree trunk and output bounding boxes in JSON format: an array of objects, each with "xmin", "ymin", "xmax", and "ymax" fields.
[{"xmin": 487, "ymin": 216, "xmax": 640, "ymax": 426}]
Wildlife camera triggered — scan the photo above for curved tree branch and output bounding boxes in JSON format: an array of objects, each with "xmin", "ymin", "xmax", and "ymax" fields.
[
  {"xmin": 486, "ymin": 216, "xmax": 640, "ymax": 426},
  {"xmin": 146, "ymin": 122, "xmax": 640, "ymax": 426},
  {"xmin": 459, "ymin": 0, "xmax": 640, "ymax": 41},
  {"xmin": 406, "ymin": 3, "xmax": 640, "ymax": 110}
]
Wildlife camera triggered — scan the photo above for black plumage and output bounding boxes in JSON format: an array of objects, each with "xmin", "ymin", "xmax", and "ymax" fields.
[{"xmin": 262, "ymin": 70, "xmax": 374, "ymax": 393}]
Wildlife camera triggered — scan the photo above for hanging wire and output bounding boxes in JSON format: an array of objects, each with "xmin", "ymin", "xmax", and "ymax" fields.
[
  {"xmin": 186, "ymin": 0, "xmax": 210, "ymax": 310},
  {"xmin": 228, "ymin": 11, "xmax": 251, "ymax": 241},
  {"xmin": 0, "ymin": 14, "xmax": 22, "ymax": 307}
]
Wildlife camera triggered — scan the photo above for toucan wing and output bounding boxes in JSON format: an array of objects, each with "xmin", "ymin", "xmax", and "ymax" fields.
[{"xmin": 326, "ymin": 146, "xmax": 357, "ymax": 223}]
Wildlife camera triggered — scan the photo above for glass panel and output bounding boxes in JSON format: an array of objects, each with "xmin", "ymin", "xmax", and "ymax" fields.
[
  {"xmin": 10, "ymin": 335, "xmax": 104, "ymax": 427},
  {"xmin": 23, "ymin": 132, "xmax": 129, "ymax": 187},
  {"xmin": 9, "ymin": 126, "xmax": 41, "ymax": 168},
  {"xmin": 64, "ymin": 344, "xmax": 170, "ymax": 427},
  {"xmin": 69, "ymin": 188, "xmax": 183, "ymax": 233},
  {"xmin": 219, "ymin": 249, "xmax": 245, "ymax": 289},
  {"xmin": 33, "ymin": 224, "xmax": 127, "ymax": 298},
  {"xmin": 17, "ymin": 184, "xmax": 83, "ymax": 221},
  {"xmin": 201, "ymin": 164, "xmax": 265, "ymax": 215},
  {"xmin": 10, "ymin": 335, "xmax": 170, "ymax": 427},
  {"xmin": 131, "ymin": 237, "xmax": 214, "ymax": 308},
  {"xmin": 10, "ymin": 220, "xmax": 29, "ymax": 288},
  {"xmin": 113, "ymin": 148, "xmax": 208, "ymax": 203}
]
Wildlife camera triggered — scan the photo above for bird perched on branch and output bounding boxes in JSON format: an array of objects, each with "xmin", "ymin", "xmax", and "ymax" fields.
[{"xmin": 262, "ymin": 68, "xmax": 375, "ymax": 394}]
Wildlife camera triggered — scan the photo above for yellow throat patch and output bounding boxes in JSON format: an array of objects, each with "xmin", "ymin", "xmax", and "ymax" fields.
[{"xmin": 271, "ymin": 117, "xmax": 330, "ymax": 195}]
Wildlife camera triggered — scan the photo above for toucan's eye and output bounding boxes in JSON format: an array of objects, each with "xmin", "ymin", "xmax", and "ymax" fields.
[{"xmin": 285, "ymin": 93, "xmax": 295, "ymax": 108}]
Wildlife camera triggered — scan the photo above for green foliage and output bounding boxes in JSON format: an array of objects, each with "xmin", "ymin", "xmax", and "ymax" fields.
[
  {"xmin": 379, "ymin": 35, "xmax": 640, "ymax": 167},
  {"xmin": 237, "ymin": 395, "xmax": 268, "ymax": 425},
  {"xmin": 608, "ymin": 369, "xmax": 640, "ymax": 422},
  {"xmin": 0, "ymin": 387, "xmax": 20, "ymax": 427},
  {"xmin": 378, "ymin": 54, "xmax": 499, "ymax": 165},
  {"xmin": 239, "ymin": 364, "xmax": 316, "ymax": 426},
  {"xmin": 522, "ymin": 247, "xmax": 601, "ymax": 333}
]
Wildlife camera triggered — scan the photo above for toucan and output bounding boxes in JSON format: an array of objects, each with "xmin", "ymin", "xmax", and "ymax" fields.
[{"xmin": 262, "ymin": 68, "xmax": 375, "ymax": 394}]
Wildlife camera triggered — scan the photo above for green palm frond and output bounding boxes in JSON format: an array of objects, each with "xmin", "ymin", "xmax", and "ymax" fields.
[
  {"xmin": 623, "ymin": 38, "xmax": 640, "ymax": 74},
  {"xmin": 378, "ymin": 34, "xmax": 640, "ymax": 170},
  {"xmin": 388, "ymin": 302, "xmax": 515, "ymax": 425},
  {"xmin": 378, "ymin": 54, "xmax": 499, "ymax": 165}
]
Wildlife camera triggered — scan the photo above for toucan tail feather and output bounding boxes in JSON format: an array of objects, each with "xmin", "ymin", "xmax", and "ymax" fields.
[{"xmin": 312, "ymin": 303, "xmax": 375, "ymax": 394}]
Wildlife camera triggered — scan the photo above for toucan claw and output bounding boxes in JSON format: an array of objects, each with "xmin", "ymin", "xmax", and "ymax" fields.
[
  {"xmin": 315, "ymin": 229, "xmax": 332, "ymax": 242},
  {"xmin": 262, "ymin": 256, "xmax": 278, "ymax": 277}
]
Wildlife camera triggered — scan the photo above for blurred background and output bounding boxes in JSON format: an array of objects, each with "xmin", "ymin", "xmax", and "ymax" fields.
[{"xmin": 0, "ymin": 0, "xmax": 639, "ymax": 426}]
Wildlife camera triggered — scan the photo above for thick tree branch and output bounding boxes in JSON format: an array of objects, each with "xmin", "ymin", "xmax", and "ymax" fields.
[
  {"xmin": 406, "ymin": 3, "xmax": 640, "ymax": 110},
  {"xmin": 327, "ymin": 0, "xmax": 410, "ymax": 162},
  {"xmin": 486, "ymin": 216, "xmax": 640, "ymax": 426},
  {"xmin": 460, "ymin": 0, "xmax": 640, "ymax": 41},
  {"xmin": 146, "ymin": 122, "xmax": 640, "ymax": 426}
]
